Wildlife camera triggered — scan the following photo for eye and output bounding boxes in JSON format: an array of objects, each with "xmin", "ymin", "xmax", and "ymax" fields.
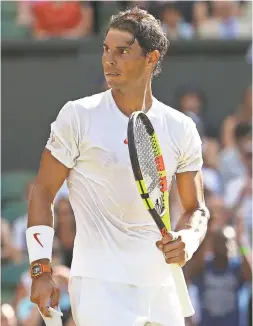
[
  {"xmin": 120, "ymin": 49, "xmax": 129, "ymax": 55},
  {"xmin": 103, "ymin": 46, "xmax": 109, "ymax": 53}
]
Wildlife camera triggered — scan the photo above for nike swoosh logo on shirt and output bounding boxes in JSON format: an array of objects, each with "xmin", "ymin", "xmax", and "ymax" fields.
[{"xmin": 33, "ymin": 233, "xmax": 44, "ymax": 247}]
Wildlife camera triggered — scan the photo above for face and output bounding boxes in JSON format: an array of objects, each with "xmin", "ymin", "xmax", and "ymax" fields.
[
  {"xmin": 180, "ymin": 93, "xmax": 202, "ymax": 114},
  {"xmin": 102, "ymin": 29, "xmax": 157, "ymax": 90},
  {"xmin": 213, "ymin": 234, "xmax": 228, "ymax": 256},
  {"xmin": 162, "ymin": 8, "xmax": 180, "ymax": 28},
  {"xmin": 212, "ymin": 1, "xmax": 235, "ymax": 18},
  {"xmin": 212, "ymin": 226, "xmax": 236, "ymax": 258}
]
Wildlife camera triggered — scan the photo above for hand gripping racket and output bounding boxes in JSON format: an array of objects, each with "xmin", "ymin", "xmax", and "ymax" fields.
[{"xmin": 127, "ymin": 111, "xmax": 194, "ymax": 317}]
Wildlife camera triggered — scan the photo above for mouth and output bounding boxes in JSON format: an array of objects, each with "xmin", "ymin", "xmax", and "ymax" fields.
[{"xmin": 105, "ymin": 73, "xmax": 121, "ymax": 77}]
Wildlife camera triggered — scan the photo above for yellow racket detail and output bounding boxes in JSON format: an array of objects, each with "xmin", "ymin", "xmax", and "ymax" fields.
[{"xmin": 128, "ymin": 111, "xmax": 194, "ymax": 317}]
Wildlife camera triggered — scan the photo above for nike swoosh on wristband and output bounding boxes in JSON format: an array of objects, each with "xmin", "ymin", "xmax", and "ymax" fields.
[{"xmin": 33, "ymin": 233, "xmax": 44, "ymax": 247}]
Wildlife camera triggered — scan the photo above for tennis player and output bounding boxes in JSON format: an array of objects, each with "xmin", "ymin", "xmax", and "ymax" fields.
[{"xmin": 27, "ymin": 7, "xmax": 209, "ymax": 326}]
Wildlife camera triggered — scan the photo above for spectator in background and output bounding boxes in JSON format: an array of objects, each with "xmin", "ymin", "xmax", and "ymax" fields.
[
  {"xmin": 1, "ymin": 218, "xmax": 21, "ymax": 264},
  {"xmin": 55, "ymin": 197, "xmax": 75, "ymax": 268},
  {"xmin": 192, "ymin": 1, "xmax": 210, "ymax": 35},
  {"xmin": 1, "ymin": 304, "xmax": 17, "ymax": 326},
  {"xmin": 176, "ymin": 85, "xmax": 220, "ymax": 171},
  {"xmin": 198, "ymin": 0, "xmax": 251, "ymax": 40},
  {"xmin": 219, "ymin": 122, "xmax": 252, "ymax": 187},
  {"xmin": 12, "ymin": 180, "xmax": 34, "ymax": 261},
  {"xmin": 12, "ymin": 179, "xmax": 70, "ymax": 262},
  {"xmin": 224, "ymin": 137, "xmax": 252, "ymax": 244},
  {"xmin": 17, "ymin": 1, "xmax": 94, "ymax": 40},
  {"xmin": 221, "ymin": 85, "xmax": 252, "ymax": 149},
  {"xmin": 185, "ymin": 222, "xmax": 252, "ymax": 326},
  {"xmin": 160, "ymin": 2, "xmax": 194, "ymax": 40},
  {"xmin": 206, "ymin": 195, "xmax": 231, "ymax": 230}
]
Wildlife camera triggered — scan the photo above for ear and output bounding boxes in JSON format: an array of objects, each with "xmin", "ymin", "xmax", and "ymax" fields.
[{"xmin": 146, "ymin": 50, "xmax": 160, "ymax": 70}]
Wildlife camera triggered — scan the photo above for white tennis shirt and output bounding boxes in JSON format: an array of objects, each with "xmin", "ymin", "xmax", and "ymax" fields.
[{"xmin": 46, "ymin": 90, "xmax": 203, "ymax": 286}]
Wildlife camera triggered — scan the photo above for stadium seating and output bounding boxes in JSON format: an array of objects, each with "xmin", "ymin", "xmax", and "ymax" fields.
[
  {"xmin": 1, "ymin": 170, "xmax": 35, "ymax": 223},
  {"xmin": 1, "ymin": 261, "xmax": 29, "ymax": 289},
  {"xmin": 1, "ymin": 260, "xmax": 30, "ymax": 304},
  {"xmin": 1, "ymin": 2, "xmax": 30, "ymax": 39},
  {"xmin": 2, "ymin": 200, "xmax": 28, "ymax": 224},
  {"xmin": 1, "ymin": 171, "xmax": 35, "ymax": 203},
  {"xmin": 97, "ymin": 2, "xmax": 119, "ymax": 32}
]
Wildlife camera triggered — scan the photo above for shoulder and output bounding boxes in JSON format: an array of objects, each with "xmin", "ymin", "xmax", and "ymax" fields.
[
  {"xmin": 156, "ymin": 99, "xmax": 197, "ymax": 135},
  {"xmin": 55, "ymin": 91, "xmax": 109, "ymax": 132},
  {"xmin": 58, "ymin": 91, "xmax": 109, "ymax": 119},
  {"xmin": 73, "ymin": 90, "xmax": 108, "ymax": 112},
  {"xmin": 156, "ymin": 99, "xmax": 190, "ymax": 124}
]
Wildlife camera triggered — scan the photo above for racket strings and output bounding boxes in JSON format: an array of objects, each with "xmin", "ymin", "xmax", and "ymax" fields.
[{"xmin": 134, "ymin": 118, "xmax": 165, "ymax": 214}]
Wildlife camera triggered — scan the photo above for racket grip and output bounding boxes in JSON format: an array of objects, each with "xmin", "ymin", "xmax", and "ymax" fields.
[{"xmin": 170, "ymin": 264, "xmax": 195, "ymax": 317}]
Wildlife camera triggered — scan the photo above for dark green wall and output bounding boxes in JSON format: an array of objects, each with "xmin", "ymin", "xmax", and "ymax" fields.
[{"xmin": 2, "ymin": 39, "xmax": 251, "ymax": 172}]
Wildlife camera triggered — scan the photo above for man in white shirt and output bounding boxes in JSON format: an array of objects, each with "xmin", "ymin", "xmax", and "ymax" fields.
[{"xmin": 26, "ymin": 7, "xmax": 209, "ymax": 326}]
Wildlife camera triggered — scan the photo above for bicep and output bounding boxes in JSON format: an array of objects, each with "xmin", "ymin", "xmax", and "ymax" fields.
[
  {"xmin": 34, "ymin": 149, "xmax": 70, "ymax": 201},
  {"xmin": 176, "ymin": 170, "xmax": 204, "ymax": 212}
]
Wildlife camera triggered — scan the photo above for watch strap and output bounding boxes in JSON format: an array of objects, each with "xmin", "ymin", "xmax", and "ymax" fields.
[{"xmin": 30, "ymin": 263, "xmax": 52, "ymax": 278}]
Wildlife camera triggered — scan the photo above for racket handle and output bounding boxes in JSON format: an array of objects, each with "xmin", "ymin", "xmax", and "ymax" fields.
[{"xmin": 170, "ymin": 264, "xmax": 195, "ymax": 317}]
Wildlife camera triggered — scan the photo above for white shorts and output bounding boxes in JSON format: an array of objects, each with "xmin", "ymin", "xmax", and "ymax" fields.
[{"xmin": 68, "ymin": 277, "xmax": 185, "ymax": 326}]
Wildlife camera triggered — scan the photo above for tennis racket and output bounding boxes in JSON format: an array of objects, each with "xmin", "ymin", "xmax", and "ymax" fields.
[{"xmin": 127, "ymin": 111, "xmax": 195, "ymax": 317}]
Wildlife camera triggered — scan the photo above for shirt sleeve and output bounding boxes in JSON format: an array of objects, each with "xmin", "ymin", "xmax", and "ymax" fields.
[
  {"xmin": 176, "ymin": 117, "xmax": 203, "ymax": 174},
  {"xmin": 46, "ymin": 101, "xmax": 80, "ymax": 169}
]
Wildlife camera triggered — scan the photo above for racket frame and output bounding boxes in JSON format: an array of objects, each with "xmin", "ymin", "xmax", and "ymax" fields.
[{"xmin": 127, "ymin": 111, "xmax": 195, "ymax": 317}]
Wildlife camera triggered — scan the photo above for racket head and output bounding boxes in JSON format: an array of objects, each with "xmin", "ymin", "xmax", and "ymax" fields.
[
  {"xmin": 128, "ymin": 112, "xmax": 195, "ymax": 317},
  {"xmin": 127, "ymin": 111, "xmax": 171, "ymax": 235}
]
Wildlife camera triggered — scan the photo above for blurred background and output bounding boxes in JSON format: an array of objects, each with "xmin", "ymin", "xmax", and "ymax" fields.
[{"xmin": 1, "ymin": 1, "xmax": 252, "ymax": 326}]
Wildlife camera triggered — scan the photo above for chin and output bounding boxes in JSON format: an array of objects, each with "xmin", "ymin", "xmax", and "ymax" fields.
[
  {"xmin": 105, "ymin": 75, "xmax": 127, "ymax": 87},
  {"xmin": 107, "ymin": 80, "xmax": 124, "ymax": 89}
]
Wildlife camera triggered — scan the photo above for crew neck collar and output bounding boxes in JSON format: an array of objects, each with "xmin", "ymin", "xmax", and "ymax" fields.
[{"xmin": 107, "ymin": 89, "xmax": 157, "ymax": 122}]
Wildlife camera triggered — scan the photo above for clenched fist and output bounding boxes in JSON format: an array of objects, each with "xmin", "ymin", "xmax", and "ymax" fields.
[{"xmin": 156, "ymin": 232, "xmax": 188, "ymax": 267}]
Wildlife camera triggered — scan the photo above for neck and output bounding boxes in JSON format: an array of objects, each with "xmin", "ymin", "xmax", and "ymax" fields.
[{"xmin": 111, "ymin": 82, "xmax": 153, "ymax": 117}]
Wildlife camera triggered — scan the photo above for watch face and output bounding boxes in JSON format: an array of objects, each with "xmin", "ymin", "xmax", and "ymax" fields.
[{"xmin": 32, "ymin": 264, "xmax": 41, "ymax": 277}]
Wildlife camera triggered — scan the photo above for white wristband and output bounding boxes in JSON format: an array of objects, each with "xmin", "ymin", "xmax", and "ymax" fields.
[
  {"xmin": 26, "ymin": 225, "xmax": 54, "ymax": 264},
  {"xmin": 177, "ymin": 229, "xmax": 200, "ymax": 261}
]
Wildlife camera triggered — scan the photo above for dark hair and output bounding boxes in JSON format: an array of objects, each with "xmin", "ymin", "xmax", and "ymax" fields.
[
  {"xmin": 106, "ymin": 7, "xmax": 169, "ymax": 77},
  {"xmin": 234, "ymin": 122, "xmax": 252, "ymax": 141}
]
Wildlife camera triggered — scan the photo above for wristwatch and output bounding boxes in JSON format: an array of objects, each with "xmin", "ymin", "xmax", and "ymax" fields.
[{"xmin": 30, "ymin": 263, "xmax": 52, "ymax": 279}]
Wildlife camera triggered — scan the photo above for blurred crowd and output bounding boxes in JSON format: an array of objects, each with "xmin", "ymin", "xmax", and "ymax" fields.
[
  {"xmin": 1, "ymin": 0, "xmax": 252, "ymax": 40},
  {"xmin": 1, "ymin": 82, "xmax": 252, "ymax": 326},
  {"xmin": 170, "ymin": 84, "xmax": 253, "ymax": 326}
]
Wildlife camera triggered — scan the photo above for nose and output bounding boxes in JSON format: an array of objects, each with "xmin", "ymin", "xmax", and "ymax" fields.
[
  {"xmin": 104, "ymin": 52, "xmax": 116, "ymax": 67},
  {"xmin": 108, "ymin": 61, "xmax": 116, "ymax": 67}
]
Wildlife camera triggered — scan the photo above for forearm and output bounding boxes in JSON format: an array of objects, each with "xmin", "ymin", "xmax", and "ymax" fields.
[
  {"xmin": 28, "ymin": 183, "xmax": 54, "ymax": 228},
  {"xmin": 175, "ymin": 206, "xmax": 209, "ymax": 244}
]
